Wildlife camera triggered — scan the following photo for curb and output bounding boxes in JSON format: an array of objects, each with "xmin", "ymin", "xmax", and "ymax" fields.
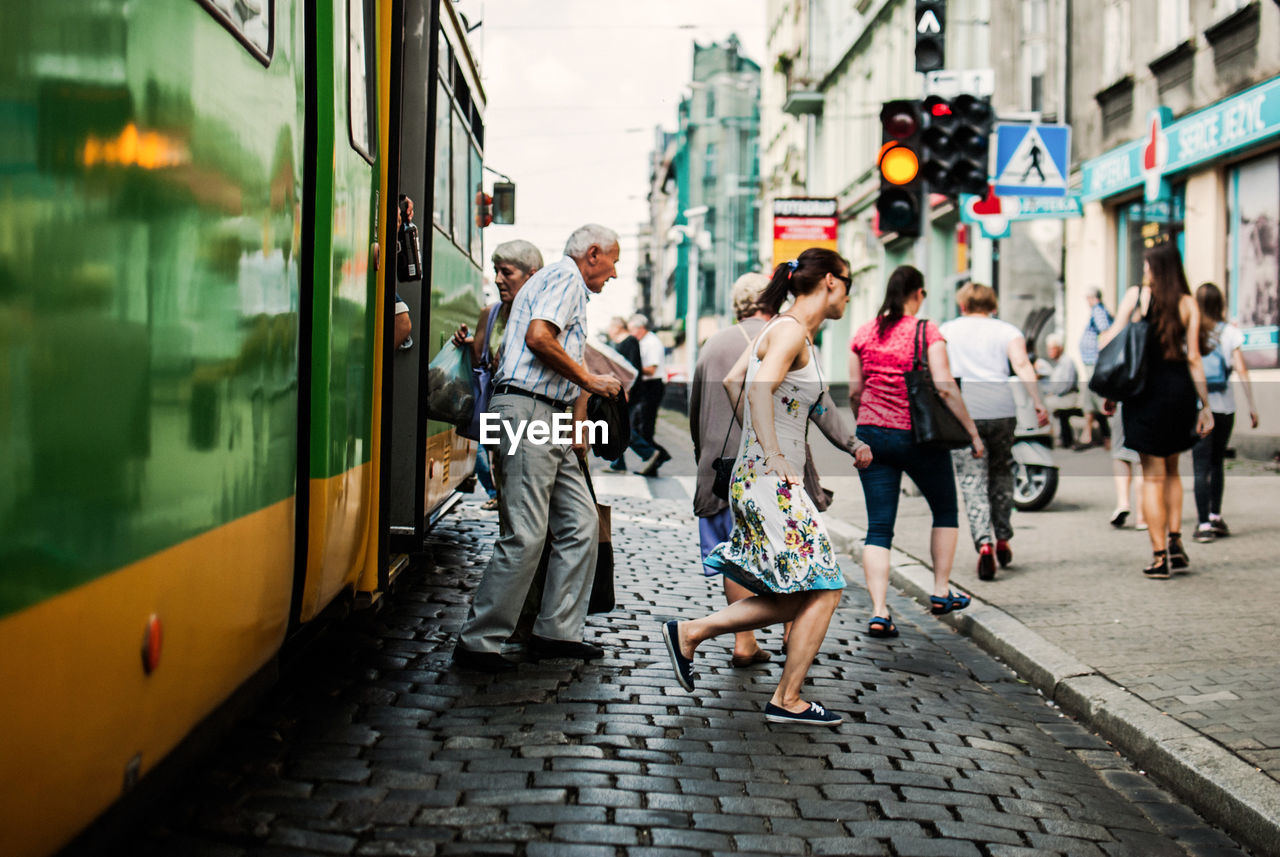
[{"xmin": 825, "ymin": 518, "xmax": 1280, "ymax": 857}]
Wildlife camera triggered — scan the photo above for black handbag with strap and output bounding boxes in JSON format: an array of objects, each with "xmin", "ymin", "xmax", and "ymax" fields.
[
  {"xmin": 905, "ymin": 319, "xmax": 971, "ymax": 450},
  {"xmin": 1088, "ymin": 310, "xmax": 1149, "ymax": 402},
  {"xmin": 586, "ymin": 391, "xmax": 630, "ymax": 460}
]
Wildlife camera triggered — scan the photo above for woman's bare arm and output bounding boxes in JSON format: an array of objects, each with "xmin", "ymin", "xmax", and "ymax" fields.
[
  {"xmin": 1232, "ymin": 347, "xmax": 1260, "ymax": 428},
  {"xmin": 1008, "ymin": 335, "xmax": 1049, "ymax": 425},
  {"xmin": 848, "ymin": 351, "xmax": 865, "ymax": 415},
  {"xmin": 1098, "ymin": 287, "xmax": 1140, "ymax": 348}
]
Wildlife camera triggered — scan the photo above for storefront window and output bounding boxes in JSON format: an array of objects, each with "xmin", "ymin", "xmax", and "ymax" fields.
[
  {"xmin": 1228, "ymin": 155, "xmax": 1280, "ymax": 369},
  {"xmin": 1117, "ymin": 186, "xmax": 1185, "ymax": 296}
]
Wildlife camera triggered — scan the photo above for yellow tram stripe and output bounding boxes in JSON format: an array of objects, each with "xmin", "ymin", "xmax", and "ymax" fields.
[{"xmin": 0, "ymin": 499, "xmax": 295, "ymax": 857}]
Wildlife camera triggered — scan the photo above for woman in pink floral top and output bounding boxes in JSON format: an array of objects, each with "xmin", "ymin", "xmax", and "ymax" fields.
[{"xmin": 848, "ymin": 266, "xmax": 983, "ymax": 639}]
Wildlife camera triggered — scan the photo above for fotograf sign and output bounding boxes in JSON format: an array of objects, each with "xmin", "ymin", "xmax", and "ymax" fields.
[
  {"xmin": 773, "ymin": 197, "xmax": 838, "ymax": 264},
  {"xmin": 1081, "ymin": 74, "xmax": 1280, "ymax": 202}
]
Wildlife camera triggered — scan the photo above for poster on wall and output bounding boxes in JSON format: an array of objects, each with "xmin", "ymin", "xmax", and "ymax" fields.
[
  {"xmin": 1231, "ymin": 156, "xmax": 1280, "ymax": 369},
  {"xmin": 772, "ymin": 198, "xmax": 838, "ymax": 269}
]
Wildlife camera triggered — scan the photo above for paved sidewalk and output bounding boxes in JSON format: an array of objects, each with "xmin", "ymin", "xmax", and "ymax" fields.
[
  {"xmin": 119, "ymin": 491, "xmax": 1249, "ymax": 857},
  {"xmin": 802, "ymin": 437, "xmax": 1280, "ymax": 856}
]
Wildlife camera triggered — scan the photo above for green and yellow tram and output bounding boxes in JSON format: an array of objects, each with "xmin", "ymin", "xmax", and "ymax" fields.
[{"xmin": 0, "ymin": 2, "xmax": 488, "ymax": 853}]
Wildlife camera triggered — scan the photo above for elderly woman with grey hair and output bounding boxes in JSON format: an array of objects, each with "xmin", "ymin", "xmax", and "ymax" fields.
[{"xmin": 454, "ymin": 239, "xmax": 544, "ymax": 510}]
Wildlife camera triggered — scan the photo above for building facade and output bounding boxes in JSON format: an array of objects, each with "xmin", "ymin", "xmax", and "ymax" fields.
[
  {"xmin": 1065, "ymin": 0, "xmax": 1280, "ymax": 457},
  {"xmin": 761, "ymin": 0, "xmax": 996, "ymax": 384},
  {"xmin": 670, "ymin": 36, "xmax": 763, "ymax": 343}
]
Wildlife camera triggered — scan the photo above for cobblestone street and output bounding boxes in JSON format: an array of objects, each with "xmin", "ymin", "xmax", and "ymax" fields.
[{"xmin": 118, "ymin": 492, "xmax": 1252, "ymax": 857}]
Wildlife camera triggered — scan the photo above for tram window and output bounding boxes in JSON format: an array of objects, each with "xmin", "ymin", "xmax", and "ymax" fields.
[
  {"xmin": 469, "ymin": 144, "xmax": 483, "ymax": 263},
  {"xmin": 348, "ymin": 0, "xmax": 376, "ymax": 164},
  {"xmin": 198, "ymin": 0, "xmax": 274, "ymax": 65},
  {"xmin": 433, "ymin": 82, "xmax": 451, "ymax": 230},
  {"xmin": 452, "ymin": 107, "xmax": 471, "ymax": 249}
]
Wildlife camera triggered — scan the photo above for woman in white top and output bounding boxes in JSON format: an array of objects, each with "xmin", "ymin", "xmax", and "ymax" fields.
[
  {"xmin": 1191, "ymin": 283, "xmax": 1259, "ymax": 542},
  {"xmin": 940, "ymin": 284, "xmax": 1049, "ymax": 580}
]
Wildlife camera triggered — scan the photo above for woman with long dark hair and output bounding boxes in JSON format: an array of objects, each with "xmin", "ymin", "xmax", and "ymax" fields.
[
  {"xmin": 1191, "ymin": 282, "xmax": 1259, "ymax": 542},
  {"xmin": 662, "ymin": 248, "xmax": 871, "ymax": 727},
  {"xmin": 848, "ymin": 265, "xmax": 983, "ymax": 638},
  {"xmin": 1099, "ymin": 242, "xmax": 1214, "ymax": 577}
]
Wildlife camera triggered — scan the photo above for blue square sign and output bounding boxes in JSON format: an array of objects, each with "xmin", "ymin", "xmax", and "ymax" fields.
[{"xmin": 993, "ymin": 123, "xmax": 1071, "ymax": 198}]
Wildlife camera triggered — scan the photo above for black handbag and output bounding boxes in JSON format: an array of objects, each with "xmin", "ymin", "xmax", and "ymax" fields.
[
  {"xmin": 905, "ymin": 319, "xmax": 971, "ymax": 450},
  {"xmin": 586, "ymin": 392, "xmax": 630, "ymax": 460},
  {"xmin": 1088, "ymin": 314, "xmax": 1149, "ymax": 401},
  {"xmin": 711, "ymin": 380, "xmax": 746, "ymax": 500}
]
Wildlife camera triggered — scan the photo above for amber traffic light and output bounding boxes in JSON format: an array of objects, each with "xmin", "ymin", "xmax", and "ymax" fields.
[{"xmin": 877, "ymin": 100, "xmax": 924, "ymax": 238}]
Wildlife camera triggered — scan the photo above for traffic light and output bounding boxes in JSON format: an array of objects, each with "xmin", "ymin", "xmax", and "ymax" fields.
[
  {"xmin": 915, "ymin": 1, "xmax": 946, "ymax": 73},
  {"xmin": 920, "ymin": 93, "xmax": 993, "ymax": 197},
  {"xmin": 876, "ymin": 100, "xmax": 924, "ymax": 239}
]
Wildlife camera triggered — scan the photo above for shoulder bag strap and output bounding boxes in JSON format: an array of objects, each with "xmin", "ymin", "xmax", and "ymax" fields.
[
  {"xmin": 480, "ymin": 301, "xmax": 502, "ymax": 356},
  {"xmin": 716, "ymin": 330, "xmax": 755, "ymax": 459},
  {"xmin": 912, "ymin": 319, "xmax": 928, "ymax": 371}
]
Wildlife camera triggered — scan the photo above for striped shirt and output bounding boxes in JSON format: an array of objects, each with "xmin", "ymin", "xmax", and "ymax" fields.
[
  {"xmin": 1079, "ymin": 302, "xmax": 1113, "ymax": 366},
  {"xmin": 493, "ymin": 256, "xmax": 590, "ymax": 403}
]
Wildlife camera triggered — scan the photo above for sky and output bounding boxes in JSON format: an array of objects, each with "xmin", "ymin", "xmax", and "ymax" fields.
[{"xmin": 454, "ymin": 0, "xmax": 766, "ymax": 333}]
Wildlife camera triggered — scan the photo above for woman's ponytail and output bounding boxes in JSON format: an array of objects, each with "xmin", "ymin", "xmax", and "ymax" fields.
[
  {"xmin": 876, "ymin": 265, "xmax": 924, "ymax": 338},
  {"xmin": 759, "ymin": 248, "xmax": 848, "ymax": 315}
]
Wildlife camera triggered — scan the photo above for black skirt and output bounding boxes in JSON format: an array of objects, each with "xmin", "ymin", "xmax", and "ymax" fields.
[{"xmin": 1122, "ymin": 358, "xmax": 1198, "ymax": 456}]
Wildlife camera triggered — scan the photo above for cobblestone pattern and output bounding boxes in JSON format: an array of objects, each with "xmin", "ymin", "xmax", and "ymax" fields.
[
  {"xmin": 813, "ymin": 440, "xmax": 1280, "ymax": 783},
  {"xmin": 122, "ymin": 495, "xmax": 1249, "ymax": 857}
]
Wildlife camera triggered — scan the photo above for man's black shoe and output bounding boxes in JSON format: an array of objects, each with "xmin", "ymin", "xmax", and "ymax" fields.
[
  {"xmin": 451, "ymin": 645, "xmax": 518, "ymax": 672},
  {"xmin": 528, "ymin": 635, "xmax": 605, "ymax": 661},
  {"xmin": 655, "ymin": 446, "xmax": 672, "ymax": 465}
]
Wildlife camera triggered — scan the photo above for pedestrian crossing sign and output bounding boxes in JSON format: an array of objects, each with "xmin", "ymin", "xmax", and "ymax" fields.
[{"xmin": 993, "ymin": 123, "xmax": 1071, "ymax": 198}]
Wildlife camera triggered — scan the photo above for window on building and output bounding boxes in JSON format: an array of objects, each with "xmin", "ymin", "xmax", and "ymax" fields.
[
  {"xmin": 704, "ymin": 142, "xmax": 718, "ymax": 183},
  {"xmin": 1213, "ymin": 0, "xmax": 1250, "ymax": 18},
  {"xmin": 1157, "ymin": 0, "xmax": 1190, "ymax": 49},
  {"xmin": 1103, "ymin": 0, "xmax": 1131, "ymax": 83},
  {"xmin": 1227, "ymin": 154, "xmax": 1280, "ymax": 368},
  {"xmin": 1117, "ymin": 186, "xmax": 1186, "ymax": 297},
  {"xmin": 1024, "ymin": 42, "xmax": 1046, "ymax": 112},
  {"xmin": 706, "ymin": 87, "xmax": 716, "ymax": 119}
]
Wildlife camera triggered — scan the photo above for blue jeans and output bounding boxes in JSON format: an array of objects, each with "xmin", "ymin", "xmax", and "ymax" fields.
[
  {"xmin": 697, "ymin": 508, "xmax": 733, "ymax": 577},
  {"xmin": 856, "ymin": 425, "xmax": 959, "ymax": 549},
  {"xmin": 475, "ymin": 445, "xmax": 497, "ymax": 499}
]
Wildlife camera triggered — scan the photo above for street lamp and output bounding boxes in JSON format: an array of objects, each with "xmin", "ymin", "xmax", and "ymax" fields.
[{"xmin": 668, "ymin": 206, "xmax": 710, "ymax": 397}]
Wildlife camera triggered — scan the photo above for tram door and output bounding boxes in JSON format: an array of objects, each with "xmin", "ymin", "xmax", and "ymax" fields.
[{"xmin": 387, "ymin": 0, "xmax": 434, "ymax": 547}]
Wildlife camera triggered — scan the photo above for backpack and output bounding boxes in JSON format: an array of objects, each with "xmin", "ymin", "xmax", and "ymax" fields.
[{"xmin": 1202, "ymin": 323, "xmax": 1230, "ymax": 394}]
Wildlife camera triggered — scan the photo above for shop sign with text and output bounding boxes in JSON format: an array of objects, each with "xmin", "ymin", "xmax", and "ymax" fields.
[{"xmin": 1081, "ymin": 75, "xmax": 1280, "ymax": 202}]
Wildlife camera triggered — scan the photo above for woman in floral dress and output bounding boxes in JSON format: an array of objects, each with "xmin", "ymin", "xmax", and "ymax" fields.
[{"xmin": 662, "ymin": 248, "xmax": 872, "ymax": 727}]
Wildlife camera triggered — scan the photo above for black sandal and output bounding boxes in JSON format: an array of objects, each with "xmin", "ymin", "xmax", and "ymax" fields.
[
  {"xmin": 867, "ymin": 615, "xmax": 899, "ymax": 638},
  {"xmin": 1143, "ymin": 550, "xmax": 1171, "ymax": 579}
]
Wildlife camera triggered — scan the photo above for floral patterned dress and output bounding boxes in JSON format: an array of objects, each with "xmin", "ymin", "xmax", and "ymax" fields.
[{"xmin": 703, "ymin": 318, "xmax": 845, "ymax": 596}]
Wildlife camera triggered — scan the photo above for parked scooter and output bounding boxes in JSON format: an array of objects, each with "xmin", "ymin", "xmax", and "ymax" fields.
[{"xmin": 1011, "ymin": 383, "xmax": 1059, "ymax": 511}]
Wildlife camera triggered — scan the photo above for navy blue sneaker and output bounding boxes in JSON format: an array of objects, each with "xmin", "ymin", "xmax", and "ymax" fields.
[
  {"xmin": 764, "ymin": 701, "xmax": 842, "ymax": 726},
  {"xmin": 661, "ymin": 620, "xmax": 695, "ymax": 691}
]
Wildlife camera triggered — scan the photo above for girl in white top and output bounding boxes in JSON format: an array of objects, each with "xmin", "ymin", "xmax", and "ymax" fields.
[
  {"xmin": 1191, "ymin": 283, "xmax": 1259, "ymax": 542},
  {"xmin": 940, "ymin": 284, "xmax": 1049, "ymax": 580}
]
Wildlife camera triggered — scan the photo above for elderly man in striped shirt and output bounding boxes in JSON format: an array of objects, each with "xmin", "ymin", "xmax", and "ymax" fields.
[{"xmin": 453, "ymin": 224, "xmax": 625, "ymax": 672}]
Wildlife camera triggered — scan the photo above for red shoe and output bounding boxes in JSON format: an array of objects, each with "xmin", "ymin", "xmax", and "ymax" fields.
[
  {"xmin": 995, "ymin": 539, "xmax": 1012, "ymax": 568},
  {"xmin": 977, "ymin": 543, "xmax": 996, "ymax": 580}
]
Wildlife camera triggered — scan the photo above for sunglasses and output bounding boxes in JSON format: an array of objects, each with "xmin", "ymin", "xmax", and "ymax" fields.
[{"xmin": 832, "ymin": 272, "xmax": 852, "ymax": 288}]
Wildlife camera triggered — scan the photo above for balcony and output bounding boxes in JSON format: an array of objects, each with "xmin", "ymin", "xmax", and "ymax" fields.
[{"xmin": 783, "ymin": 81, "xmax": 824, "ymax": 116}]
